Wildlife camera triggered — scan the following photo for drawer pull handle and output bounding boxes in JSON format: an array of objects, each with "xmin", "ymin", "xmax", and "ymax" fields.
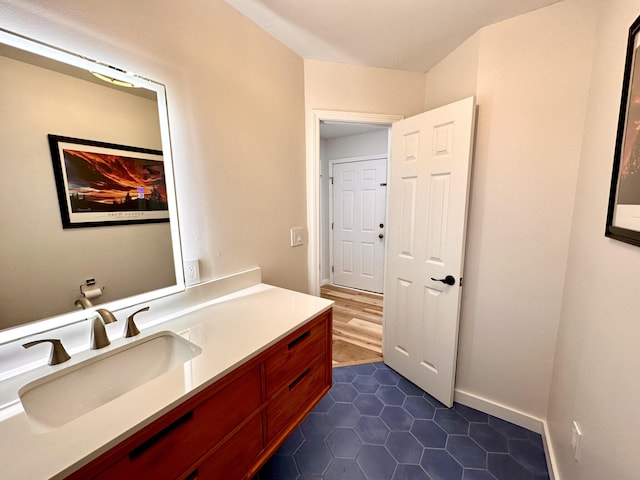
[
  {"xmin": 185, "ymin": 469, "xmax": 199, "ymax": 480},
  {"xmin": 289, "ymin": 368, "xmax": 311, "ymax": 390},
  {"xmin": 129, "ymin": 411, "xmax": 194, "ymax": 460},
  {"xmin": 288, "ymin": 330, "xmax": 310, "ymax": 350}
]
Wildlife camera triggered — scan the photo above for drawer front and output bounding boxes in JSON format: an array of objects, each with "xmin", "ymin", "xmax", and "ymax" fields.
[
  {"xmin": 194, "ymin": 365, "xmax": 262, "ymax": 449},
  {"xmin": 266, "ymin": 356, "xmax": 328, "ymax": 442},
  {"xmin": 195, "ymin": 414, "xmax": 263, "ymax": 480},
  {"xmin": 265, "ymin": 312, "xmax": 328, "ymax": 398},
  {"xmin": 95, "ymin": 366, "xmax": 262, "ymax": 480},
  {"xmin": 95, "ymin": 409, "xmax": 199, "ymax": 480}
]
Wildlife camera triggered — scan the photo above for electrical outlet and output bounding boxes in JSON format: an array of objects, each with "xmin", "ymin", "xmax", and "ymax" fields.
[
  {"xmin": 290, "ymin": 227, "xmax": 304, "ymax": 247},
  {"xmin": 184, "ymin": 259, "xmax": 200, "ymax": 286},
  {"xmin": 571, "ymin": 420, "xmax": 583, "ymax": 461}
]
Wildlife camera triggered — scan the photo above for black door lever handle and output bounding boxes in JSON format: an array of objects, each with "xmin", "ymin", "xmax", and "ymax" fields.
[{"xmin": 431, "ymin": 275, "xmax": 456, "ymax": 286}]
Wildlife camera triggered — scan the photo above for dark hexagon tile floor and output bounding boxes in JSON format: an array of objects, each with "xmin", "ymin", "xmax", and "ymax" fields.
[{"xmin": 256, "ymin": 362, "xmax": 550, "ymax": 480}]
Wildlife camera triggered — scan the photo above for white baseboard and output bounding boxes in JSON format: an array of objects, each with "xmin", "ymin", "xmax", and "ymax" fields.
[
  {"xmin": 320, "ymin": 278, "xmax": 330, "ymax": 286},
  {"xmin": 454, "ymin": 388, "xmax": 559, "ymax": 480},
  {"xmin": 454, "ymin": 389, "xmax": 543, "ymax": 432}
]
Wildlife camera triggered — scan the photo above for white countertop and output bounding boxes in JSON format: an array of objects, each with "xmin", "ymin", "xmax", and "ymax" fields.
[{"xmin": 0, "ymin": 283, "xmax": 332, "ymax": 479}]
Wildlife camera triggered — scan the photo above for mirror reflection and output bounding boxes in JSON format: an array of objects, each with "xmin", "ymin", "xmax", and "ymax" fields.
[{"xmin": 0, "ymin": 35, "xmax": 182, "ymax": 335}]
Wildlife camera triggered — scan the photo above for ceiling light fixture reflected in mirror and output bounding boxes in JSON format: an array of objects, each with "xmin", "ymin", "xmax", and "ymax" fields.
[{"xmin": 91, "ymin": 71, "xmax": 139, "ymax": 88}]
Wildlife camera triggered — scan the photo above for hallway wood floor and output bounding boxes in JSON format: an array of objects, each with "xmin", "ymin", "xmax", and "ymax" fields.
[{"xmin": 320, "ymin": 284, "xmax": 384, "ymax": 367}]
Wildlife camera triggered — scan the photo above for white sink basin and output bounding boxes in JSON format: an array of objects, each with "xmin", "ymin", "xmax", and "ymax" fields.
[{"xmin": 19, "ymin": 331, "xmax": 202, "ymax": 431}]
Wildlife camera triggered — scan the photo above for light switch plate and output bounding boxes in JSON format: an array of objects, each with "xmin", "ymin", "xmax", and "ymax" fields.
[
  {"xmin": 290, "ymin": 227, "xmax": 304, "ymax": 247},
  {"xmin": 571, "ymin": 420, "xmax": 583, "ymax": 461}
]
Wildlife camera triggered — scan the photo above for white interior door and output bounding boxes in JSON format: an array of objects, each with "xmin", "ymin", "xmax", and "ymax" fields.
[
  {"xmin": 332, "ymin": 158, "xmax": 387, "ymax": 293},
  {"xmin": 383, "ymin": 97, "xmax": 475, "ymax": 407}
]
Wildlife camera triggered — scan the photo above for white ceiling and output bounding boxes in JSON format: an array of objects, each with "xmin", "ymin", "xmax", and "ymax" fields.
[
  {"xmin": 225, "ymin": 0, "xmax": 561, "ymax": 72},
  {"xmin": 320, "ymin": 121, "xmax": 388, "ymax": 140}
]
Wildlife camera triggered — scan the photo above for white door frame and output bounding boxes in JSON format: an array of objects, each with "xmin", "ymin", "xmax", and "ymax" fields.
[
  {"xmin": 306, "ymin": 110, "xmax": 403, "ymax": 295},
  {"xmin": 329, "ymin": 155, "xmax": 388, "ymax": 291}
]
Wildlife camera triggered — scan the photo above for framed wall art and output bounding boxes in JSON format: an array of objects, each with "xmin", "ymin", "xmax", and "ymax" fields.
[
  {"xmin": 48, "ymin": 135, "xmax": 169, "ymax": 228},
  {"xmin": 606, "ymin": 14, "xmax": 640, "ymax": 246}
]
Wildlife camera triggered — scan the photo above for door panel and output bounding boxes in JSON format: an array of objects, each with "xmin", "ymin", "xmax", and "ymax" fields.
[
  {"xmin": 399, "ymin": 177, "xmax": 417, "ymax": 257},
  {"xmin": 383, "ymin": 97, "xmax": 475, "ymax": 407},
  {"xmin": 332, "ymin": 158, "xmax": 387, "ymax": 293}
]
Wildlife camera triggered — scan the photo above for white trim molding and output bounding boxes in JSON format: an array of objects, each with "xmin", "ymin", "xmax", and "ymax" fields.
[{"xmin": 455, "ymin": 388, "xmax": 560, "ymax": 480}]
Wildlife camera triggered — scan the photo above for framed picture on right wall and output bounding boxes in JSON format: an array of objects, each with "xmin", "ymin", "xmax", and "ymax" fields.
[{"xmin": 607, "ymin": 14, "xmax": 640, "ymax": 247}]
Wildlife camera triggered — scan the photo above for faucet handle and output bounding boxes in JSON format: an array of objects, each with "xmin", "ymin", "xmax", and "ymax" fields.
[
  {"xmin": 124, "ymin": 306, "xmax": 149, "ymax": 338},
  {"xmin": 23, "ymin": 339, "xmax": 71, "ymax": 365}
]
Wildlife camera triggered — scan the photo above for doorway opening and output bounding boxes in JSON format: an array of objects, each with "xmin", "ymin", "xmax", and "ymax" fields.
[
  {"xmin": 311, "ymin": 114, "xmax": 400, "ymax": 366},
  {"xmin": 323, "ymin": 131, "xmax": 388, "ymax": 293},
  {"xmin": 306, "ymin": 110, "xmax": 402, "ymax": 296}
]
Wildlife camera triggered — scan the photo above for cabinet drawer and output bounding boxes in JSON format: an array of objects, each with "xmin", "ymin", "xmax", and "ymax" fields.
[
  {"xmin": 265, "ymin": 312, "xmax": 328, "ymax": 398},
  {"xmin": 266, "ymin": 356, "xmax": 327, "ymax": 442},
  {"xmin": 195, "ymin": 414, "xmax": 263, "ymax": 480},
  {"xmin": 194, "ymin": 365, "xmax": 262, "ymax": 450},
  {"xmin": 96, "ymin": 366, "xmax": 261, "ymax": 480}
]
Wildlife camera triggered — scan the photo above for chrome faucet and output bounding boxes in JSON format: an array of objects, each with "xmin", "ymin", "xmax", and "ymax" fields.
[
  {"xmin": 90, "ymin": 309, "xmax": 118, "ymax": 349},
  {"xmin": 22, "ymin": 339, "xmax": 71, "ymax": 365}
]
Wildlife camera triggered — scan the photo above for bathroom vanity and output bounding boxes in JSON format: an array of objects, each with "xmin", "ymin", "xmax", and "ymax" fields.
[{"xmin": 0, "ymin": 279, "xmax": 333, "ymax": 479}]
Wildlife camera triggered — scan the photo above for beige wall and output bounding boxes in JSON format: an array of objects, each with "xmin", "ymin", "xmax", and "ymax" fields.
[
  {"xmin": 425, "ymin": 34, "xmax": 479, "ymax": 111},
  {"xmin": 425, "ymin": 0, "xmax": 596, "ymax": 420},
  {"xmin": 304, "ymin": 59, "xmax": 426, "ymax": 117},
  {"xmin": 0, "ymin": 0, "xmax": 309, "ymax": 293},
  {"xmin": 547, "ymin": 0, "xmax": 640, "ymax": 478}
]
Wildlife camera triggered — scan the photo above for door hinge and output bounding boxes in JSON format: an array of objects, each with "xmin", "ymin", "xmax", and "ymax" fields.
[
  {"xmin": 331, "ymin": 222, "xmax": 334, "ymax": 230},
  {"xmin": 460, "ymin": 277, "xmax": 463, "ymax": 287},
  {"xmin": 331, "ymin": 266, "xmax": 334, "ymax": 273},
  {"xmin": 330, "ymin": 176, "xmax": 334, "ymax": 185}
]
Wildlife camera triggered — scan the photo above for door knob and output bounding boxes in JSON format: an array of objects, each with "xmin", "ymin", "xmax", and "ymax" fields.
[
  {"xmin": 431, "ymin": 275, "xmax": 455, "ymax": 286},
  {"xmin": 378, "ymin": 233, "xmax": 384, "ymax": 239}
]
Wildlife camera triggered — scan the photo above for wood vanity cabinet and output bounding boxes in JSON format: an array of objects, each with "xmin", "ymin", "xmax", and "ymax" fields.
[{"xmin": 66, "ymin": 309, "xmax": 332, "ymax": 480}]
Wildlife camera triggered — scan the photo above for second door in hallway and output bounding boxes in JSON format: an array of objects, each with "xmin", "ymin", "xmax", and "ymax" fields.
[{"xmin": 331, "ymin": 157, "xmax": 387, "ymax": 294}]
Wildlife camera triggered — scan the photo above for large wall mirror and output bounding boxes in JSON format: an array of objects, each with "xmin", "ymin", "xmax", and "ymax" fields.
[{"xmin": 0, "ymin": 29, "xmax": 184, "ymax": 344}]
